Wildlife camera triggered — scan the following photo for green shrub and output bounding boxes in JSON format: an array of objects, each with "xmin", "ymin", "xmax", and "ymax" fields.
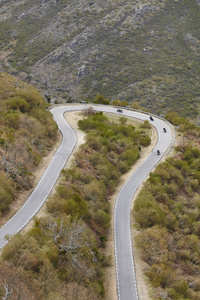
[
  {"xmin": 4, "ymin": 111, "xmax": 20, "ymax": 129},
  {"xmin": 0, "ymin": 138, "xmax": 5, "ymax": 146},
  {"xmin": 134, "ymin": 190, "xmax": 166, "ymax": 228},
  {"xmin": 0, "ymin": 172, "xmax": 14, "ymax": 214},
  {"xmin": 95, "ymin": 210, "xmax": 111, "ymax": 230}
]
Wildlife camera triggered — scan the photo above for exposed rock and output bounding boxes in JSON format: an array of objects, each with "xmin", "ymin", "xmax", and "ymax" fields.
[{"xmin": 78, "ymin": 65, "xmax": 87, "ymax": 77}]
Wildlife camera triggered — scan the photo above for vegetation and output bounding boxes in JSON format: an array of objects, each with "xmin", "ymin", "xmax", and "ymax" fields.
[
  {"xmin": 133, "ymin": 114, "xmax": 200, "ymax": 299},
  {"xmin": 0, "ymin": 1, "xmax": 200, "ymax": 121},
  {"xmin": 93, "ymin": 94, "xmax": 110, "ymax": 105},
  {"xmin": 0, "ymin": 108, "xmax": 151, "ymax": 299},
  {"xmin": 0, "ymin": 72, "xmax": 58, "ymax": 215}
]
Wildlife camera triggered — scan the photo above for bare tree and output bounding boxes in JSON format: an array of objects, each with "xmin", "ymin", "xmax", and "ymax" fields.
[
  {"xmin": 0, "ymin": 263, "xmax": 40, "ymax": 300},
  {"xmin": 47, "ymin": 218, "xmax": 90, "ymax": 254},
  {"xmin": 83, "ymin": 106, "xmax": 95, "ymax": 116},
  {"xmin": 2, "ymin": 280, "xmax": 13, "ymax": 300},
  {"xmin": 0, "ymin": 142, "xmax": 29, "ymax": 182},
  {"xmin": 1, "ymin": 145, "xmax": 23, "ymax": 181}
]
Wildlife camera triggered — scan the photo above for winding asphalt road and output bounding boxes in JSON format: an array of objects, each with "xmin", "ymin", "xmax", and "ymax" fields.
[{"xmin": 0, "ymin": 105, "xmax": 174, "ymax": 300}]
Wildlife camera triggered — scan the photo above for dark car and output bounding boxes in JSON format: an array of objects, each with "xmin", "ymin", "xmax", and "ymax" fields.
[
  {"xmin": 149, "ymin": 116, "xmax": 154, "ymax": 121},
  {"xmin": 163, "ymin": 127, "xmax": 167, "ymax": 133},
  {"xmin": 157, "ymin": 150, "xmax": 160, "ymax": 155},
  {"xmin": 117, "ymin": 108, "xmax": 123, "ymax": 113}
]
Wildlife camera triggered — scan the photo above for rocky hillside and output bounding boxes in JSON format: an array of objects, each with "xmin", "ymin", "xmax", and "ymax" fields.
[{"xmin": 0, "ymin": 0, "xmax": 200, "ymax": 121}]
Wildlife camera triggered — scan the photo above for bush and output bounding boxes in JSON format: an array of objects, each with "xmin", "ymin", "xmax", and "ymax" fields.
[
  {"xmin": 140, "ymin": 135, "xmax": 151, "ymax": 146},
  {"xmin": 147, "ymin": 264, "xmax": 175, "ymax": 288},
  {"xmin": 93, "ymin": 94, "xmax": 109, "ymax": 105},
  {"xmin": 120, "ymin": 148, "xmax": 139, "ymax": 164},
  {"xmin": 119, "ymin": 116, "xmax": 127, "ymax": 124},
  {"xmin": 0, "ymin": 138, "xmax": 5, "ymax": 146},
  {"xmin": 95, "ymin": 210, "xmax": 111, "ymax": 230},
  {"xmin": 0, "ymin": 172, "xmax": 14, "ymax": 214},
  {"xmin": 172, "ymin": 279, "xmax": 189, "ymax": 298},
  {"xmin": 134, "ymin": 190, "xmax": 166, "ymax": 228},
  {"xmin": 136, "ymin": 226, "xmax": 169, "ymax": 265},
  {"xmin": 4, "ymin": 111, "xmax": 20, "ymax": 129},
  {"xmin": 141, "ymin": 120, "xmax": 151, "ymax": 129}
]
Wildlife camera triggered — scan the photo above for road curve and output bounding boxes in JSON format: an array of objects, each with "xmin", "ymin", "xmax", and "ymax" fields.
[{"xmin": 0, "ymin": 105, "xmax": 174, "ymax": 300}]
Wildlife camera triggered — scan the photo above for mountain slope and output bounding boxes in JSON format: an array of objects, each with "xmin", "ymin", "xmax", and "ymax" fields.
[{"xmin": 0, "ymin": 0, "xmax": 200, "ymax": 120}]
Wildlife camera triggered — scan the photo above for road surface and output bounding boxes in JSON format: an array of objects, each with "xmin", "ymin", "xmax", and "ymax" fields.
[{"xmin": 0, "ymin": 105, "xmax": 174, "ymax": 300}]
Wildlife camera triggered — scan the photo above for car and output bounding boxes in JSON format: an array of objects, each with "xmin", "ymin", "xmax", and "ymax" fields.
[
  {"xmin": 157, "ymin": 150, "xmax": 160, "ymax": 155},
  {"xmin": 149, "ymin": 116, "xmax": 154, "ymax": 121},
  {"xmin": 117, "ymin": 108, "xmax": 123, "ymax": 113},
  {"xmin": 163, "ymin": 127, "xmax": 167, "ymax": 133}
]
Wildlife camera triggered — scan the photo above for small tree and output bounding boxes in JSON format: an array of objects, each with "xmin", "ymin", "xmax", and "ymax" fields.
[
  {"xmin": 83, "ymin": 106, "xmax": 95, "ymax": 116},
  {"xmin": 141, "ymin": 120, "xmax": 151, "ymax": 129},
  {"xmin": 93, "ymin": 94, "xmax": 109, "ymax": 105}
]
